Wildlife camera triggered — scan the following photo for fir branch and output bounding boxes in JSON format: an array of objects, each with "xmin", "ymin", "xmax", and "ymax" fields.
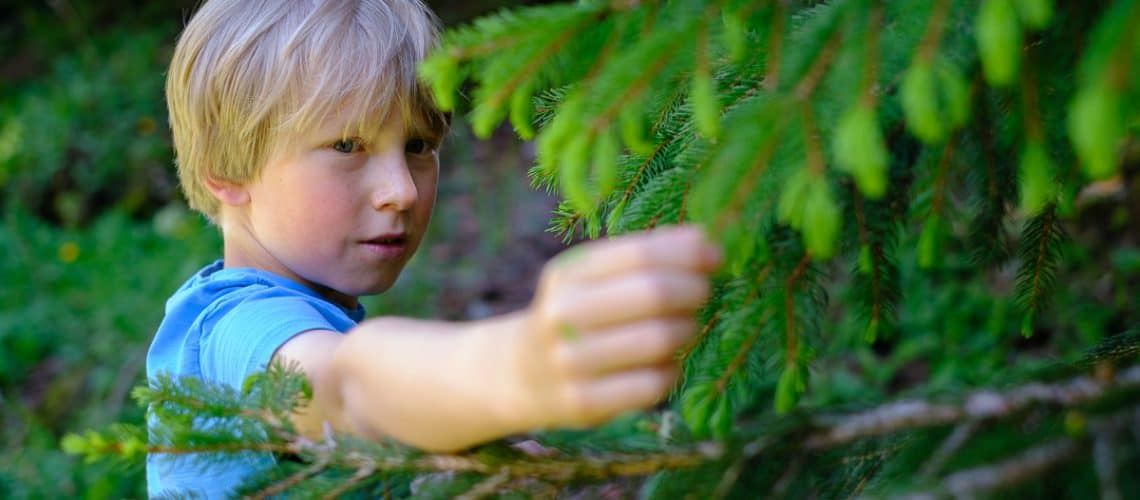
[
  {"xmin": 792, "ymin": 24, "xmax": 843, "ymax": 100},
  {"xmin": 617, "ymin": 140, "xmax": 670, "ymax": 215},
  {"xmin": 966, "ymin": 83, "xmax": 1017, "ymax": 267},
  {"xmin": 439, "ymin": 4, "xmax": 608, "ymax": 61},
  {"xmin": 709, "ymin": 105, "xmax": 790, "ymax": 232},
  {"xmin": 456, "ymin": 470, "xmax": 511, "ymax": 500},
  {"xmin": 930, "ymin": 138, "xmax": 953, "ymax": 216},
  {"xmin": 1092, "ymin": 430, "xmax": 1123, "ymax": 500},
  {"xmin": 319, "ymin": 456, "xmax": 376, "ymax": 499},
  {"xmin": 851, "ymin": 187, "xmax": 900, "ymax": 342},
  {"xmin": 589, "ymin": 37, "xmax": 683, "ymax": 130},
  {"xmin": 915, "ymin": 0, "xmax": 951, "ymax": 64},
  {"xmin": 248, "ymin": 457, "xmax": 331, "ymax": 500},
  {"xmin": 715, "ymin": 305, "xmax": 774, "ymax": 394},
  {"xmin": 679, "ymin": 308, "xmax": 722, "ymax": 364},
  {"xmin": 804, "ymin": 363, "xmax": 1140, "ymax": 450},
  {"xmin": 900, "ymin": 438, "xmax": 1082, "ymax": 500},
  {"xmin": 1019, "ymin": 49, "xmax": 1045, "ymax": 142},
  {"xmin": 474, "ymin": 24, "xmax": 584, "ymax": 125},
  {"xmin": 1015, "ymin": 204, "xmax": 1066, "ymax": 336},
  {"xmin": 916, "ymin": 421, "xmax": 980, "ymax": 478},
  {"xmin": 783, "ymin": 254, "xmax": 812, "ymax": 366},
  {"xmin": 858, "ymin": 0, "xmax": 883, "ymax": 107},
  {"xmin": 765, "ymin": 0, "xmax": 787, "ymax": 90}
]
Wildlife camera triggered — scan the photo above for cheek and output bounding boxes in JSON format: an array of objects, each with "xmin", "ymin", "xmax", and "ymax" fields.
[
  {"xmin": 415, "ymin": 166, "xmax": 440, "ymax": 217},
  {"xmin": 275, "ymin": 178, "xmax": 354, "ymax": 233}
]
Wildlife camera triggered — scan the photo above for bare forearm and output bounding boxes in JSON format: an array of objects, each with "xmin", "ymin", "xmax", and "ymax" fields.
[{"xmin": 330, "ymin": 313, "xmax": 532, "ymax": 452}]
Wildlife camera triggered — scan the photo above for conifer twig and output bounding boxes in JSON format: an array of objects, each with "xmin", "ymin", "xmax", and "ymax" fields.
[
  {"xmin": 900, "ymin": 438, "xmax": 1081, "ymax": 500},
  {"xmin": 249, "ymin": 457, "xmax": 331, "ymax": 499},
  {"xmin": 917, "ymin": 421, "xmax": 979, "ymax": 478},
  {"xmin": 805, "ymin": 364, "xmax": 1140, "ymax": 449},
  {"xmin": 1092, "ymin": 430, "xmax": 1122, "ymax": 500},
  {"xmin": 456, "ymin": 470, "xmax": 511, "ymax": 500}
]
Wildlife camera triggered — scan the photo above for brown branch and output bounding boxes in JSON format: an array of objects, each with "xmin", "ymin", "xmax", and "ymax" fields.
[
  {"xmin": 765, "ymin": 1, "xmax": 786, "ymax": 90},
  {"xmin": 915, "ymin": 0, "xmax": 951, "ymax": 63},
  {"xmin": 852, "ymin": 190, "xmax": 884, "ymax": 337},
  {"xmin": 478, "ymin": 26, "xmax": 584, "ymax": 118},
  {"xmin": 804, "ymin": 364, "xmax": 1140, "ymax": 450},
  {"xmin": 128, "ymin": 364, "xmax": 1140, "ymax": 495},
  {"xmin": 250, "ymin": 457, "xmax": 331, "ymax": 499},
  {"xmin": 930, "ymin": 139, "xmax": 954, "ymax": 215},
  {"xmin": 1093, "ymin": 431, "xmax": 1123, "ymax": 500},
  {"xmin": 456, "ymin": 470, "xmax": 511, "ymax": 500},
  {"xmin": 321, "ymin": 455, "xmax": 377, "ymax": 499},
  {"xmin": 909, "ymin": 438, "xmax": 1082, "ymax": 499},
  {"xmin": 792, "ymin": 28, "xmax": 843, "ymax": 100},
  {"xmin": 918, "ymin": 421, "xmax": 980, "ymax": 478},
  {"xmin": 712, "ymin": 121, "xmax": 788, "ymax": 232},
  {"xmin": 784, "ymin": 254, "xmax": 812, "ymax": 365},
  {"xmin": 859, "ymin": 1, "xmax": 883, "ymax": 106}
]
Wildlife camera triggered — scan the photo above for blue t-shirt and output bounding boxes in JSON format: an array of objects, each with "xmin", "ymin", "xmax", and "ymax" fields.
[{"xmin": 146, "ymin": 260, "xmax": 365, "ymax": 498}]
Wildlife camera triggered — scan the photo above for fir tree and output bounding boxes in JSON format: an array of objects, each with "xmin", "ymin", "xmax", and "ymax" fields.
[{"xmin": 68, "ymin": 0, "xmax": 1140, "ymax": 497}]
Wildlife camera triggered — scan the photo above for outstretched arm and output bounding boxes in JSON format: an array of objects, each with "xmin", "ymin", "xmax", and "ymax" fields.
[{"xmin": 274, "ymin": 226, "xmax": 721, "ymax": 452}]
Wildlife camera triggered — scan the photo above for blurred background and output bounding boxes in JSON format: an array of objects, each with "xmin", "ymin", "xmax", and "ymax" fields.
[{"xmin": 0, "ymin": 1, "xmax": 564, "ymax": 496}]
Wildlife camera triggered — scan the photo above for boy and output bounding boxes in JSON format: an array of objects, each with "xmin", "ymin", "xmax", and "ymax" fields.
[{"xmin": 147, "ymin": 0, "xmax": 721, "ymax": 496}]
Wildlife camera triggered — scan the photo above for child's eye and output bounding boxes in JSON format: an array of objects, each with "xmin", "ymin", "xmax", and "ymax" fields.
[
  {"xmin": 331, "ymin": 138, "xmax": 363, "ymax": 154},
  {"xmin": 405, "ymin": 138, "xmax": 435, "ymax": 155}
]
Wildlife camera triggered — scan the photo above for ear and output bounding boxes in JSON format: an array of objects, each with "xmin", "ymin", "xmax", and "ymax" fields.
[{"xmin": 204, "ymin": 176, "xmax": 251, "ymax": 206}]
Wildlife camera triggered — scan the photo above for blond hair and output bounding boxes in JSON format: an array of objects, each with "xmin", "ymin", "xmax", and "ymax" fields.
[{"xmin": 166, "ymin": 0, "xmax": 448, "ymax": 221}]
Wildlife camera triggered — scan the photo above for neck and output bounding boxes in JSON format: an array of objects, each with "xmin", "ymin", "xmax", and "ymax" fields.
[{"xmin": 218, "ymin": 216, "xmax": 360, "ymax": 310}]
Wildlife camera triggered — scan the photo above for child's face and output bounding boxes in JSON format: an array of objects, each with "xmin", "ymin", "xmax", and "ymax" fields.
[{"xmin": 234, "ymin": 109, "xmax": 439, "ymax": 308}]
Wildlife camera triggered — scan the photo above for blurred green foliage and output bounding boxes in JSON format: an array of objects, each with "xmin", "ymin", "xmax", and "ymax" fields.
[{"xmin": 1, "ymin": 29, "xmax": 175, "ymax": 226}]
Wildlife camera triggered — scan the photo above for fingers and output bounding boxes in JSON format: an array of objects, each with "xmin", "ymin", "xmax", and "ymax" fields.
[
  {"xmin": 553, "ymin": 226, "xmax": 722, "ymax": 284},
  {"xmin": 552, "ymin": 271, "xmax": 711, "ymax": 330},
  {"xmin": 563, "ymin": 364, "xmax": 679, "ymax": 427},
  {"xmin": 554, "ymin": 318, "xmax": 696, "ymax": 376}
]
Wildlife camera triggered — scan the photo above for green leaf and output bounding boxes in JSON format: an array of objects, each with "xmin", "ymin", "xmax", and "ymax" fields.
[
  {"xmin": 1015, "ymin": 0, "xmax": 1053, "ymax": 30},
  {"xmin": 724, "ymin": 219, "xmax": 758, "ymax": 277},
  {"xmin": 802, "ymin": 178, "xmax": 841, "ymax": 260},
  {"xmin": 722, "ymin": 10, "xmax": 748, "ymax": 63},
  {"xmin": 559, "ymin": 132, "xmax": 595, "ymax": 215},
  {"xmin": 692, "ymin": 66, "xmax": 720, "ymax": 139},
  {"xmin": 778, "ymin": 168, "xmax": 814, "ymax": 229},
  {"xmin": 680, "ymin": 383, "xmax": 716, "ymax": 438},
  {"xmin": 1068, "ymin": 84, "xmax": 1123, "ymax": 180},
  {"xmin": 918, "ymin": 214, "xmax": 942, "ymax": 269},
  {"xmin": 418, "ymin": 54, "xmax": 461, "ymax": 111},
  {"xmin": 619, "ymin": 104, "xmax": 655, "ymax": 156},
  {"xmin": 710, "ymin": 392, "xmax": 733, "ymax": 439},
  {"xmin": 593, "ymin": 127, "xmax": 620, "ymax": 197},
  {"xmin": 858, "ymin": 245, "xmax": 873, "ymax": 275},
  {"xmin": 775, "ymin": 365, "xmax": 801, "ymax": 414},
  {"xmin": 976, "ymin": 0, "xmax": 1022, "ymax": 87},
  {"xmin": 833, "ymin": 103, "xmax": 888, "ymax": 199},
  {"xmin": 863, "ymin": 316, "xmax": 880, "ymax": 343},
  {"xmin": 1018, "ymin": 141, "xmax": 1056, "ymax": 215},
  {"xmin": 509, "ymin": 83, "xmax": 537, "ymax": 140},
  {"xmin": 901, "ymin": 62, "xmax": 945, "ymax": 144},
  {"xmin": 937, "ymin": 62, "xmax": 971, "ymax": 129}
]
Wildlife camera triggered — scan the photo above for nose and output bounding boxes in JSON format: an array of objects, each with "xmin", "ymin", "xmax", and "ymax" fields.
[{"xmin": 368, "ymin": 152, "xmax": 418, "ymax": 212}]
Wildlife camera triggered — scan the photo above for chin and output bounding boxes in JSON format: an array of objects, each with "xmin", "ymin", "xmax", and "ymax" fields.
[{"xmin": 350, "ymin": 276, "xmax": 400, "ymax": 297}]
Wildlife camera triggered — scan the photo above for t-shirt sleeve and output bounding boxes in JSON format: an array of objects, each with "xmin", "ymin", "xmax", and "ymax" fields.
[{"xmin": 199, "ymin": 291, "xmax": 336, "ymax": 389}]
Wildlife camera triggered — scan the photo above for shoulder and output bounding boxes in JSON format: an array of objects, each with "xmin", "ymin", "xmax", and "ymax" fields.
[{"xmin": 147, "ymin": 261, "xmax": 359, "ymax": 387}]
